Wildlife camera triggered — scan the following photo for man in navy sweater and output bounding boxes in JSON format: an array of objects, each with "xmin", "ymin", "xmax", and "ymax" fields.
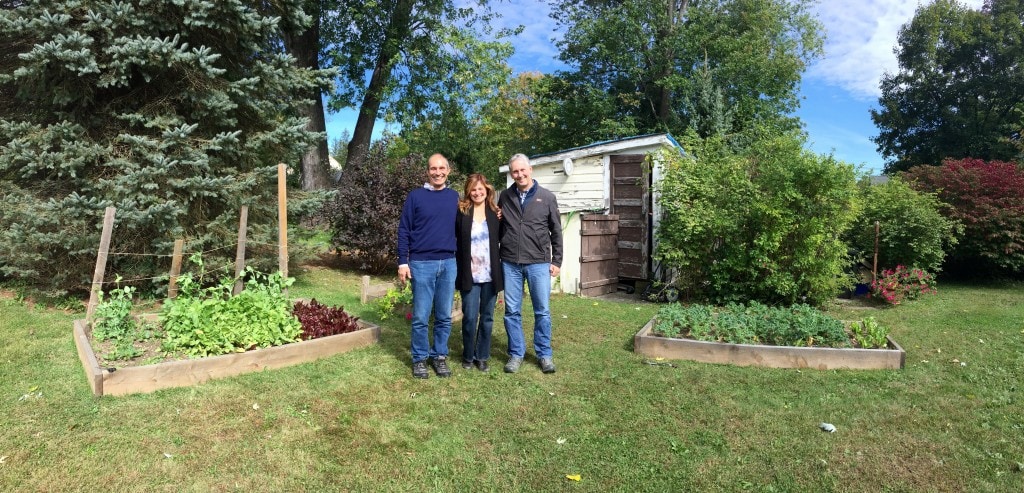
[{"xmin": 397, "ymin": 153, "xmax": 459, "ymax": 379}]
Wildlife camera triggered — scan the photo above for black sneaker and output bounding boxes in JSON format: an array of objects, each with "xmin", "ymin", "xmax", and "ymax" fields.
[
  {"xmin": 412, "ymin": 360, "xmax": 429, "ymax": 379},
  {"xmin": 461, "ymin": 360, "xmax": 474, "ymax": 370},
  {"xmin": 431, "ymin": 357, "xmax": 452, "ymax": 378},
  {"xmin": 475, "ymin": 360, "xmax": 489, "ymax": 372}
]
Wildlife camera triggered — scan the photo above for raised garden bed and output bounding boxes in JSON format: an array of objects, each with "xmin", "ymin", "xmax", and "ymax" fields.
[
  {"xmin": 73, "ymin": 317, "xmax": 380, "ymax": 396},
  {"xmin": 634, "ymin": 317, "xmax": 905, "ymax": 370}
]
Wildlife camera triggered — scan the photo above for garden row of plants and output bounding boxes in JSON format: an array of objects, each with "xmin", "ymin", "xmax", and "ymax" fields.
[
  {"xmin": 653, "ymin": 301, "xmax": 889, "ymax": 349},
  {"xmin": 92, "ymin": 255, "xmax": 362, "ymax": 363}
]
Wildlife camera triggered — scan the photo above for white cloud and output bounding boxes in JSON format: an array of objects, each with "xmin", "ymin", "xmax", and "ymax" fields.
[
  {"xmin": 492, "ymin": 0, "xmax": 566, "ymax": 73},
  {"xmin": 808, "ymin": 0, "xmax": 985, "ymax": 100}
]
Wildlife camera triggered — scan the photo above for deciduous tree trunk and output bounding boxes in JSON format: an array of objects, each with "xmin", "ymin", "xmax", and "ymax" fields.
[
  {"xmin": 284, "ymin": 5, "xmax": 331, "ymax": 190},
  {"xmin": 346, "ymin": 0, "xmax": 415, "ymax": 168}
]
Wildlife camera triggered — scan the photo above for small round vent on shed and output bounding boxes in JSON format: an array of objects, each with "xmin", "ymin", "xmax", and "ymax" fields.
[{"xmin": 562, "ymin": 157, "xmax": 574, "ymax": 176}]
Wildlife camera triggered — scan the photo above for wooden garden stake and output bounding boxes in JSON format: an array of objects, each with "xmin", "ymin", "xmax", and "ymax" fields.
[
  {"xmin": 873, "ymin": 220, "xmax": 880, "ymax": 283},
  {"xmin": 278, "ymin": 163, "xmax": 288, "ymax": 281},
  {"xmin": 233, "ymin": 205, "xmax": 249, "ymax": 295},
  {"xmin": 168, "ymin": 239, "xmax": 184, "ymax": 299},
  {"xmin": 86, "ymin": 207, "xmax": 116, "ymax": 327}
]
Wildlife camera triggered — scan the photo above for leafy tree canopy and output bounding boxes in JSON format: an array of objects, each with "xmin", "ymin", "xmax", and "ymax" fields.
[
  {"xmin": 872, "ymin": 0, "xmax": 1024, "ymax": 173},
  {"xmin": 549, "ymin": 0, "xmax": 823, "ymax": 147},
  {"xmin": 321, "ymin": 0, "xmax": 516, "ymax": 168}
]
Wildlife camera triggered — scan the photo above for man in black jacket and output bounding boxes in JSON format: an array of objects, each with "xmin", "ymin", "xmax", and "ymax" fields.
[{"xmin": 497, "ymin": 153, "xmax": 563, "ymax": 374}]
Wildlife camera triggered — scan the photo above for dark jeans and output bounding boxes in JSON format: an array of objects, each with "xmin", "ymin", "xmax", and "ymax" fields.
[{"xmin": 460, "ymin": 282, "xmax": 498, "ymax": 363}]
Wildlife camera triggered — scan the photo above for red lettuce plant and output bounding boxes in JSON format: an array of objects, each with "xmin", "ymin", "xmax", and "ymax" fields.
[
  {"xmin": 293, "ymin": 299, "xmax": 361, "ymax": 340},
  {"xmin": 870, "ymin": 265, "xmax": 936, "ymax": 305}
]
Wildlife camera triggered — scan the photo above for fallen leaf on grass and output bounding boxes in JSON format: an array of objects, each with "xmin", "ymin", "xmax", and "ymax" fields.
[
  {"xmin": 642, "ymin": 359, "xmax": 676, "ymax": 368},
  {"xmin": 0, "ymin": 456, "xmax": 7, "ymax": 464},
  {"xmin": 566, "ymin": 474, "xmax": 581, "ymax": 481},
  {"xmin": 252, "ymin": 403, "xmax": 260, "ymax": 410},
  {"xmin": 556, "ymin": 437, "xmax": 567, "ymax": 445},
  {"xmin": 163, "ymin": 453, "xmax": 173, "ymax": 459}
]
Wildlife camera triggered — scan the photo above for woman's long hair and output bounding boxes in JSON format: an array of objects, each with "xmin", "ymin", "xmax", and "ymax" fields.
[{"xmin": 458, "ymin": 173, "xmax": 499, "ymax": 214}]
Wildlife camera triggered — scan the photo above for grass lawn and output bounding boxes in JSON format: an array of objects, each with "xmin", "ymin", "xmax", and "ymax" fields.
[{"xmin": 1, "ymin": 265, "xmax": 1022, "ymax": 492}]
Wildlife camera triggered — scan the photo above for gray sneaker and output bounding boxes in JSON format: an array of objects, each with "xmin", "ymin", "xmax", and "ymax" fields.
[
  {"xmin": 503, "ymin": 356, "xmax": 524, "ymax": 373},
  {"xmin": 539, "ymin": 357, "xmax": 556, "ymax": 374}
]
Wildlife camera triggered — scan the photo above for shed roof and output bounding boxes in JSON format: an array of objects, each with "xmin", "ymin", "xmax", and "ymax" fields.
[{"xmin": 499, "ymin": 133, "xmax": 683, "ymax": 173}]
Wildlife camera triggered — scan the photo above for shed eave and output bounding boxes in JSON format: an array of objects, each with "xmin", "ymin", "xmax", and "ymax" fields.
[{"xmin": 498, "ymin": 133, "xmax": 682, "ymax": 173}]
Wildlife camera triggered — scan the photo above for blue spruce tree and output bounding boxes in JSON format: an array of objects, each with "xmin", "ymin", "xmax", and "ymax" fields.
[{"xmin": 0, "ymin": 0, "xmax": 332, "ymax": 294}]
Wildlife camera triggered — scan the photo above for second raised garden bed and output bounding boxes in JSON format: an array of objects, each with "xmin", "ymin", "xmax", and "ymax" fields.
[{"xmin": 634, "ymin": 317, "xmax": 905, "ymax": 370}]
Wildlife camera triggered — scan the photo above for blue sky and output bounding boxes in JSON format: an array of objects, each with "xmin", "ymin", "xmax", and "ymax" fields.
[{"xmin": 325, "ymin": 0, "xmax": 985, "ymax": 175}]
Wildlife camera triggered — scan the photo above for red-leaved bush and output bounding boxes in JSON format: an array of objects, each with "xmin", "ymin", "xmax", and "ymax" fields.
[
  {"xmin": 323, "ymin": 138, "xmax": 428, "ymax": 273},
  {"xmin": 904, "ymin": 158, "xmax": 1024, "ymax": 273},
  {"xmin": 293, "ymin": 299, "xmax": 361, "ymax": 340}
]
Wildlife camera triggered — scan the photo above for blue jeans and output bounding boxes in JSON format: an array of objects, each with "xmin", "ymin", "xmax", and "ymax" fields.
[
  {"xmin": 502, "ymin": 261, "xmax": 552, "ymax": 359},
  {"xmin": 409, "ymin": 258, "xmax": 457, "ymax": 363},
  {"xmin": 460, "ymin": 282, "xmax": 498, "ymax": 363}
]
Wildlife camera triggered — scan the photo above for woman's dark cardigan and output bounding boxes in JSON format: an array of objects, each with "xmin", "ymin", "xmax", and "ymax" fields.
[{"xmin": 455, "ymin": 205, "xmax": 504, "ymax": 292}]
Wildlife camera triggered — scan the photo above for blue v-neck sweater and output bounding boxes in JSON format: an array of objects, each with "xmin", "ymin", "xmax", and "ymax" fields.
[{"xmin": 397, "ymin": 186, "xmax": 459, "ymax": 265}]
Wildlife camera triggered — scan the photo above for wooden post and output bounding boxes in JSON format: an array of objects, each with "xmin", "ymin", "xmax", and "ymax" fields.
[
  {"xmin": 86, "ymin": 207, "xmax": 116, "ymax": 327},
  {"xmin": 233, "ymin": 205, "xmax": 249, "ymax": 296},
  {"xmin": 873, "ymin": 220, "xmax": 880, "ymax": 283},
  {"xmin": 278, "ymin": 163, "xmax": 288, "ymax": 280},
  {"xmin": 167, "ymin": 239, "xmax": 184, "ymax": 299},
  {"xmin": 361, "ymin": 275, "xmax": 371, "ymax": 304}
]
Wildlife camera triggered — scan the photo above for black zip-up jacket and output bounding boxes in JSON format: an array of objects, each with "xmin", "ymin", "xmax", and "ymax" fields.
[{"xmin": 497, "ymin": 181, "xmax": 563, "ymax": 267}]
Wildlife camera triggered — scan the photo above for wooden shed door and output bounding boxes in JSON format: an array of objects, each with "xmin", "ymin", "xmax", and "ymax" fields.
[
  {"xmin": 579, "ymin": 214, "xmax": 619, "ymax": 297},
  {"xmin": 610, "ymin": 154, "xmax": 650, "ymax": 280}
]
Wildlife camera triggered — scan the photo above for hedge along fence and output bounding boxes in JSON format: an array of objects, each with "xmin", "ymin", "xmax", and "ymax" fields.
[{"xmin": 75, "ymin": 165, "xmax": 380, "ymax": 396}]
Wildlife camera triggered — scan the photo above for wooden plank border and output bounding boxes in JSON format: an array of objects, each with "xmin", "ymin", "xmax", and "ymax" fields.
[
  {"xmin": 634, "ymin": 318, "xmax": 905, "ymax": 370},
  {"xmin": 74, "ymin": 319, "xmax": 381, "ymax": 396}
]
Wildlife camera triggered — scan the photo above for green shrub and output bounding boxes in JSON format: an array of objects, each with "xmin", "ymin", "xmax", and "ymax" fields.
[
  {"xmin": 654, "ymin": 130, "xmax": 858, "ymax": 305},
  {"xmin": 374, "ymin": 283, "xmax": 413, "ymax": 321},
  {"xmin": 653, "ymin": 302, "xmax": 850, "ymax": 348},
  {"xmin": 845, "ymin": 177, "xmax": 959, "ymax": 273}
]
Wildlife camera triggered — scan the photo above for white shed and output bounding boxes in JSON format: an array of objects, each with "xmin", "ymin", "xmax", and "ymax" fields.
[{"xmin": 499, "ymin": 133, "xmax": 684, "ymax": 296}]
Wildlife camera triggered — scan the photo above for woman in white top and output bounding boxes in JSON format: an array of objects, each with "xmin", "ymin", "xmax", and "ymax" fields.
[{"xmin": 454, "ymin": 174, "xmax": 504, "ymax": 372}]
